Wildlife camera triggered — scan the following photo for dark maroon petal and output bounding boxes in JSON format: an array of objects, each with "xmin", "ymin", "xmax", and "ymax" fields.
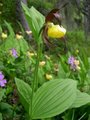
[{"xmin": 45, "ymin": 8, "xmax": 59, "ymax": 22}]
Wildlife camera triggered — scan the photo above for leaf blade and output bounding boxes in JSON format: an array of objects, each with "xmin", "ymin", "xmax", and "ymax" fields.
[
  {"xmin": 32, "ymin": 79, "xmax": 77, "ymax": 119},
  {"xmin": 71, "ymin": 90, "xmax": 90, "ymax": 108},
  {"xmin": 15, "ymin": 78, "xmax": 32, "ymax": 112}
]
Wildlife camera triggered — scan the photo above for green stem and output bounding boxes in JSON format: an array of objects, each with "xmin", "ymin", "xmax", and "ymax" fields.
[
  {"xmin": 34, "ymin": 44, "xmax": 41, "ymax": 91},
  {"xmin": 30, "ymin": 37, "xmax": 42, "ymax": 120},
  {"xmin": 72, "ymin": 109, "xmax": 75, "ymax": 120}
]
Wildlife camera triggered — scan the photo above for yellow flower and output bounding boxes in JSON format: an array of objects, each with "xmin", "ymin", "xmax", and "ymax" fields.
[
  {"xmin": 26, "ymin": 30, "xmax": 32, "ymax": 35},
  {"xmin": 74, "ymin": 60, "xmax": 80, "ymax": 66},
  {"xmin": 76, "ymin": 66, "xmax": 81, "ymax": 70},
  {"xmin": 73, "ymin": 59, "xmax": 80, "ymax": 71},
  {"xmin": 16, "ymin": 34, "xmax": 23, "ymax": 39},
  {"xmin": 1, "ymin": 33, "xmax": 7, "ymax": 39},
  {"xmin": 47, "ymin": 22, "xmax": 66, "ymax": 38},
  {"xmin": 39, "ymin": 61, "xmax": 46, "ymax": 67},
  {"xmin": 27, "ymin": 51, "xmax": 35, "ymax": 57},
  {"xmin": 46, "ymin": 74, "xmax": 52, "ymax": 80}
]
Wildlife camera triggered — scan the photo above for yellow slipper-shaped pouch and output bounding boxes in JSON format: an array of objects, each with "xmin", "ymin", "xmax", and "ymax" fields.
[{"xmin": 47, "ymin": 23, "xmax": 66, "ymax": 38}]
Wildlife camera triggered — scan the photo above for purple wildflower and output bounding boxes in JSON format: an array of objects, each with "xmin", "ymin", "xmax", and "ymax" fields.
[
  {"xmin": 0, "ymin": 72, "xmax": 7, "ymax": 87},
  {"xmin": 68, "ymin": 56, "xmax": 75, "ymax": 65},
  {"xmin": 11, "ymin": 48, "xmax": 18, "ymax": 58},
  {"xmin": 70, "ymin": 64, "xmax": 77, "ymax": 71},
  {"xmin": 68, "ymin": 56, "xmax": 80, "ymax": 71}
]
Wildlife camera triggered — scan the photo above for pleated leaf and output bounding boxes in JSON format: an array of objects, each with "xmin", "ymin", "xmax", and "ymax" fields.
[
  {"xmin": 22, "ymin": 3, "xmax": 45, "ymax": 41},
  {"xmin": 71, "ymin": 90, "xmax": 90, "ymax": 108},
  {"xmin": 1, "ymin": 22, "xmax": 20, "ymax": 52},
  {"xmin": 17, "ymin": 37, "xmax": 29, "ymax": 53},
  {"xmin": 15, "ymin": 78, "xmax": 32, "ymax": 112},
  {"xmin": 5, "ymin": 21, "xmax": 15, "ymax": 37},
  {"xmin": 32, "ymin": 79, "xmax": 77, "ymax": 119}
]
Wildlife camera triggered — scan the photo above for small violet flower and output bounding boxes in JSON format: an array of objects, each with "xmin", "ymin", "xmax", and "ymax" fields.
[
  {"xmin": 68, "ymin": 56, "xmax": 80, "ymax": 71},
  {"xmin": 10, "ymin": 48, "xmax": 18, "ymax": 58},
  {"xmin": 0, "ymin": 72, "xmax": 7, "ymax": 87},
  {"xmin": 68, "ymin": 56, "xmax": 75, "ymax": 65}
]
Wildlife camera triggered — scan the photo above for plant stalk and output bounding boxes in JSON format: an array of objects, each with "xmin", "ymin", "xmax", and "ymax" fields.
[{"xmin": 30, "ymin": 37, "xmax": 42, "ymax": 120}]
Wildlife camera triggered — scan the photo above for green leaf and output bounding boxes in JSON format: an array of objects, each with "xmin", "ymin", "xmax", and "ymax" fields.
[
  {"xmin": 0, "ymin": 61, "xmax": 4, "ymax": 69},
  {"xmin": 0, "ymin": 25, "xmax": 2, "ymax": 34},
  {"xmin": 17, "ymin": 37, "xmax": 29, "ymax": 53},
  {"xmin": 32, "ymin": 79, "xmax": 77, "ymax": 119},
  {"xmin": 71, "ymin": 90, "xmax": 90, "ymax": 108},
  {"xmin": 58, "ymin": 63, "xmax": 66, "ymax": 78},
  {"xmin": 5, "ymin": 21, "xmax": 15, "ymax": 37},
  {"xmin": 0, "ymin": 22, "xmax": 22, "ymax": 54},
  {"xmin": 15, "ymin": 78, "xmax": 32, "ymax": 112},
  {"xmin": 0, "ymin": 89, "xmax": 5, "ymax": 101},
  {"xmin": 0, "ymin": 113, "xmax": 2, "ymax": 120},
  {"xmin": 38, "ymin": 68, "xmax": 45, "ymax": 85},
  {"xmin": 0, "ymin": 102, "xmax": 13, "ymax": 117},
  {"xmin": 22, "ymin": 3, "xmax": 45, "ymax": 41},
  {"xmin": 3, "ymin": 36, "xmax": 19, "ymax": 51},
  {"xmin": 0, "ymin": 22, "xmax": 29, "ymax": 55},
  {"xmin": 1, "ymin": 23, "xmax": 19, "ymax": 52}
]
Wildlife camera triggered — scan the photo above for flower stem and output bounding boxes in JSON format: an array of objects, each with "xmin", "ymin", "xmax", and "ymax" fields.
[{"xmin": 30, "ymin": 37, "xmax": 42, "ymax": 120}]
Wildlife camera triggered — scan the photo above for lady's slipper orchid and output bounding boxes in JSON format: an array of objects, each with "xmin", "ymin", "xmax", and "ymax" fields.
[
  {"xmin": 40, "ymin": 7, "xmax": 67, "ymax": 50},
  {"xmin": 47, "ymin": 23, "xmax": 66, "ymax": 38}
]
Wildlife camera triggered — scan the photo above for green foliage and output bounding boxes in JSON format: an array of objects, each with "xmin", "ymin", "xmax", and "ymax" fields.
[
  {"xmin": 71, "ymin": 90, "xmax": 90, "ymax": 108},
  {"xmin": 0, "ymin": 22, "xmax": 31, "ymax": 79},
  {"xmin": 1, "ymin": 0, "xmax": 16, "ymax": 23},
  {"xmin": 28, "ymin": 0, "xmax": 54, "ymax": 14},
  {"xmin": 14, "ymin": 5, "xmax": 90, "ymax": 120},
  {"xmin": 0, "ymin": 21, "xmax": 34, "ymax": 119},
  {"xmin": 22, "ymin": 3, "xmax": 45, "ymax": 42},
  {"xmin": 15, "ymin": 78, "xmax": 32, "ymax": 112},
  {"xmin": 0, "ymin": 113, "xmax": 2, "ymax": 120},
  {"xmin": 0, "ymin": 2, "xmax": 90, "ymax": 120},
  {"xmin": 32, "ymin": 79, "xmax": 77, "ymax": 119},
  {"xmin": 66, "ymin": 30, "xmax": 90, "ymax": 56},
  {"xmin": 15, "ymin": 77, "xmax": 78, "ymax": 119},
  {"xmin": 15, "ymin": 75, "xmax": 90, "ymax": 119},
  {"xmin": 0, "ymin": 102, "xmax": 13, "ymax": 118},
  {"xmin": 67, "ymin": 30, "xmax": 85, "ymax": 43},
  {"xmin": 0, "ymin": 89, "xmax": 5, "ymax": 101},
  {"xmin": 1, "ymin": 21, "xmax": 29, "ymax": 53}
]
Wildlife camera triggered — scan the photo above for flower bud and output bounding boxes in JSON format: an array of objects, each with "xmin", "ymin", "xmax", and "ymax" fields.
[
  {"xmin": 46, "ymin": 74, "xmax": 52, "ymax": 80},
  {"xmin": 1, "ymin": 33, "xmax": 7, "ymax": 39},
  {"xmin": 26, "ymin": 31, "xmax": 32, "ymax": 35},
  {"xmin": 39, "ymin": 61, "xmax": 46, "ymax": 67},
  {"xmin": 16, "ymin": 34, "xmax": 23, "ymax": 39},
  {"xmin": 27, "ymin": 51, "xmax": 35, "ymax": 57}
]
